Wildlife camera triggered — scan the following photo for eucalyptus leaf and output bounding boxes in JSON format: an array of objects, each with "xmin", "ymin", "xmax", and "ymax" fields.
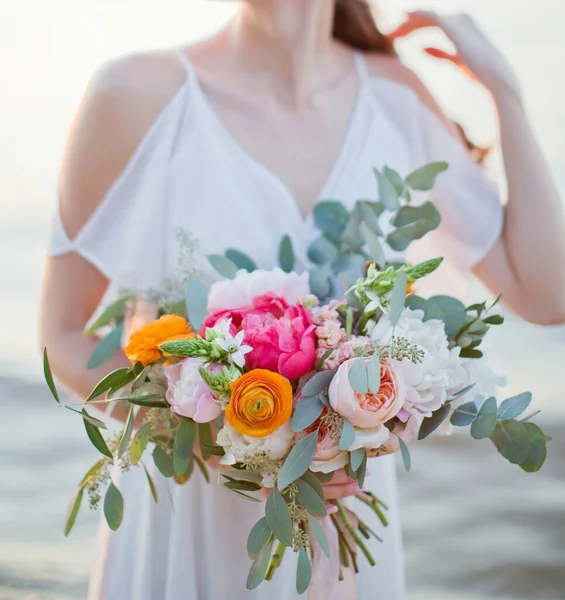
[
  {"xmin": 419, "ymin": 404, "xmax": 451, "ymax": 439},
  {"xmin": 88, "ymin": 322, "xmax": 124, "ymax": 370},
  {"xmin": 313, "ymin": 201, "xmax": 350, "ymax": 237},
  {"xmin": 292, "ymin": 395, "xmax": 324, "ymax": 433},
  {"xmin": 126, "ymin": 395, "xmax": 168, "ymax": 408},
  {"xmin": 43, "ymin": 348, "xmax": 60, "ymax": 404},
  {"xmin": 65, "ymin": 407, "xmax": 106, "ymax": 429},
  {"xmin": 224, "ymin": 480, "xmax": 262, "ymax": 492},
  {"xmin": 117, "ymin": 405, "xmax": 135, "ymax": 459},
  {"xmin": 308, "ymin": 515, "xmax": 330, "ymax": 558},
  {"xmin": 246, "ymin": 541, "xmax": 273, "ymax": 590},
  {"xmin": 383, "ymin": 166, "xmax": 406, "ymax": 196},
  {"xmin": 153, "ymin": 446, "xmax": 174, "ymax": 478},
  {"xmin": 386, "ymin": 220, "xmax": 439, "ymax": 252},
  {"xmin": 405, "ymin": 295, "xmax": 443, "ymax": 321},
  {"xmin": 450, "ymin": 401, "xmax": 478, "ymax": 427},
  {"xmin": 83, "ymin": 413, "xmax": 113, "ymax": 459},
  {"xmin": 299, "ymin": 471, "xmax": 324, "ymax": 499},
  {"xmin": 87, "ymin": 366, "xmax": 135, "ymax": 402},
  {"xmin": 360, "ymin": 222, "xmax": 385, "ymax": 268},
  {"xmin": 174, "ymin": 419, "xmax": 196, "ymax": 477},
  {"xmin": 308, "ymin": 235, "xmax": 339, "ymax": 265},
  {"xmin": 348, "ymin": 358, "xmax": 368, "ymax": 395},
  {"xmin": 427, "ymin": 295, "xmax": 468, "ymax": 337},
  {"xmin": 497, "ymin": 392, "xmax": 532, "ymax": 420},
  {"xmin": 225, "ymin": 249, "xmax": 257, "ymax": 272},
  {"xmin": 392, "ymin": 202, "xmax": 441, "ymax": 229},
  {"xmin": 301, "ymin": 370, "xmax": 336, "ymax": 397},
  {"xmin": 340, "ymin": 211, "xmax": 364, "ymax": 251},
  {"xmin": 103, "ymin": 482, "xmax": 124, "ymax": 531},
  {"xmin": 295, "ymin": 479, "xmax": 327, "ymax": 517},
  {"xmin": 193, "ymin": 455, "xmax": 210, "ymax": 483},
  {"xmin": 296, "ymin": 547, "xmax": 312, "ymax": 595},
  {"xmin": 397, "ymin": 436, "xmax": 411, "ymax": 472},
  {"xmin": 359, "ymin": 201, "xmax": 383, "ymax": 236},
  {"xmin": 339, "ymin": 420, "xmax": 356, "ymax": 451},
  {"xmin": 278, "ymin": 431, "xmax": 318, "ymax": 490},
  {"xmin": 79, "ymin": 458, "xmax": 107, "ymax": 488},
  {"xmin": 331, "ymin": 253, "xmax": 367, "ymax": 281},
  {"xmin": 390, "ymin": 271, "xmax": 407, "ymax": 327},
  {"xmin": 374, "ymin": 168, "xmax": 400, "ymax": 211},
  {"xmin": 86, "ymin": 296, "xmax": 128, "ymax": 335},
  {"xmin": 470, "ymin": 396, "xmax": 497, "ymax": 440},
  {"xmin": 198, "ymin": 422, "xmax": 213, "ymax": 461},
  {"xmin": 141, "ymin": 463, "xmax": 158, "ymax": 503},
  {"xmin": 405, "ymin": 162, "xmax": 448, "ymax": 191},
  {"xmin": 207, "ymin": 254, "xmax": 239, "ymax": 279},
  {"xmin": 519, "ymin": 423, "xmax": 548, "ymax": 472},
  {"xmin": 366, "ymin": 354, "xmax": 380, "ymax": 394},
  {"xmin": 247, "ymin": 517, "xmax": 272, "ymax": 558},
  {"xmin": 185, "ymin": 277, "xmax": 209, "ymax": 331},
  {"xmin": 350, "ymin": 448, "xmax": 365, "ymax": 471},
  {"xmin": 459, "ymin": 348, "xmax": 483, "ymax": 359},
  {"xmin": 356, "ymin": 453, "xmax": 368, "ymax": 487},
  {"xmin": 64, "ymin": 487, "xmax": 83, "ymax": 536},
  {"xmin": 490, "ymin": 419, "xmax": 531, "ymax": 465},
  {"xmin": 308, "ymin": 265, "xmax": 332, "ymax": 299},
  {"xmin": 448, "ymin": 383, "xmax": 476, "ymax": 402},
  {"xmin": 279, "ymin": 235, "xmax": 295, "ymax": 273},
  {"xmin": 483, "ymin": 314, "xmax": 504, "ymax": 325},
  {"xmin": 265, "ymin": 489, "xmax": 293, "ymax": 545},
  {"xmin": 130, "ymin": 423, "xmax": 151, "ymax": 466}
]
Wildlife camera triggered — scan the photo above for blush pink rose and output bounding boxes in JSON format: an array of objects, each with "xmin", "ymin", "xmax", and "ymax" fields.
[
  {"xmin": 328, "ymin": 358, "xmax": 406, "ymax": 428},
  {"xmin": 164, "ymin": 357, "xmax": 222, "ymax": 423},
  {"xmin": 300, "ymin": 409, "xmax": 348, "ymax": 474},
  {"xmin": 204, "ymin": 294, "xmax": 316, "ymax": 381}
]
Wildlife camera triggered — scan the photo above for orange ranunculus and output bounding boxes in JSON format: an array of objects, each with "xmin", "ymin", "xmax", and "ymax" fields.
[
  {"xmin": 226, "ymin": 370, "xmax": 293, "ymax": 438},
  {"xmin": 406, "ymin": 281, "xmax": 416, "ymax": 295},
  {"xmin": 124, "ymin": 314, "xmax": 193, "ymax": 366}
]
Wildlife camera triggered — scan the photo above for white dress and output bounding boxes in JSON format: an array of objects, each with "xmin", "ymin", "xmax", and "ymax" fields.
[{"xmin": 49, "ymin": 50, "xmax": 503, "ymax": 600}]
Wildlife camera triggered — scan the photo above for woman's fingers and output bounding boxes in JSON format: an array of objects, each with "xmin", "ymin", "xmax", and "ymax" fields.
[
  {"xmin": 424, "ymin": 48, "xmax": 479, "ymax": 81},
  {"xmin": 388, "ymin": 11, "xmax": 441, "ymax": 41},
  {"xmin": 322, "ymin": 482, "xmax": 362, "ymax": 501}
]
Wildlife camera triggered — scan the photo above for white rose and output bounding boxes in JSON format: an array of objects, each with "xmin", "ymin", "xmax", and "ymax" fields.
[
  {"xmin": 369, "ymin": 308, "xmax": 467, "ymax": 419},
  {"xmin": 350, "ymin": 425, "xmax": 390, "ymax": 451},
  {"xmin": 207, "ymin": 268, "xmax": 310, "ymax": 313}
]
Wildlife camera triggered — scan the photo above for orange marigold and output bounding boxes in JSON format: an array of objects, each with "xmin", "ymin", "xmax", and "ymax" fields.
[
  {"xmin": 226, "ymin": 370, "xmax": 293, "ymax": 438},
  {"xmin": 124, "ymin": 314, "xmax": 193, "ymax": 366}
]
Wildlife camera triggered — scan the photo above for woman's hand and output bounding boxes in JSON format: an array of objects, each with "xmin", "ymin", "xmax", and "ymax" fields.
[
  {"xmin": 389, "ymin": 11, "xmax": 521, "ymax": 100},
  {"xmin": 320, "ymin": 468, "xmax": 361, "ymax": 501}
]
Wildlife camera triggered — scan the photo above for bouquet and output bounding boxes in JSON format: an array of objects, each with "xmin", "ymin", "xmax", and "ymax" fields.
[{"xmin": 44, "ymin": 162, "xmax": 549, "ymax": 595}]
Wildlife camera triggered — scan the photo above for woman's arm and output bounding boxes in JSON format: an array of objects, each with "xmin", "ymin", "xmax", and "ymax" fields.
[
  {"xmin": 390, "ymin": 12, "xmax": 565, "ymax": 325},
  {"xmin": 39, "ymin": 51, "xmax": 186, "ymax": 405}
]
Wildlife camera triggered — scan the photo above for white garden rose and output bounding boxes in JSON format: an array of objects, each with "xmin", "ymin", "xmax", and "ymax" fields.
[
  {"xmin": 207, "ymin": 268, "xmax": 310, "ymax": 313},
  {"xmin": 349, "ymin": 425, "xmax": 390, "ymax": 451},
  {"xmin": 369, "ymin": 308, "xmax": 467, "ymax": 419}
]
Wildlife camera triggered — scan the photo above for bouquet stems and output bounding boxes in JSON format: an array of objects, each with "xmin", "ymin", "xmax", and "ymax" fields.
[{"xmin": 265, "ymin": 540, "xmax": 286, "ymax": 581}]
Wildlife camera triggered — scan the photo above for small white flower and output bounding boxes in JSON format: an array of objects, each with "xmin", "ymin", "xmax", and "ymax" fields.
[{"xmin": 211, "ymin": 320, "xmax": 253, "ymax": 368}]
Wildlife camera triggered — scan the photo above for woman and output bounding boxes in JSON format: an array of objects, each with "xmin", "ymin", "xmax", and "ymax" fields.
[{"xmin": 40, "ymin": 1, "xmax": 565, "ymax": 599}]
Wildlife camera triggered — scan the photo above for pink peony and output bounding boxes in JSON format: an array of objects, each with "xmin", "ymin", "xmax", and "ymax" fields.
[
  {"xmin": 328, "ymin": 358, "xmax": 406, "ymax": 428},
  {"xmin": 204, "ymin": 294, "xmax": 316, "ymax": 381},
  {"xmin": 164, "ymin": 357, "xmax": 222, "ymax": 423}
]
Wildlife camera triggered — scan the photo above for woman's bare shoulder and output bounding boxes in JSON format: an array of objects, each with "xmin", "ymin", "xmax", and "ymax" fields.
[{"xmin": 59, "ymin": 49, "xmax": 188, "ymax": 238}]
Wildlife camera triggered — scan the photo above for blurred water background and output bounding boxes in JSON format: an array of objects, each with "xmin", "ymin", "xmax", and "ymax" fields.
[{"xmin": 0, "ymin": 1, "xmax": 563, "ymax": 599}]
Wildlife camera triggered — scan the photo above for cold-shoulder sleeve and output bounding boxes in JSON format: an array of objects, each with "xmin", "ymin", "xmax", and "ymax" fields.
[
  {"xmin": 48, "ymin": 84, "xmax": 188, "ymax": 292},
  {"xmin": 415, "ymin": 100, "xmax": 504, "ymax": 271}
]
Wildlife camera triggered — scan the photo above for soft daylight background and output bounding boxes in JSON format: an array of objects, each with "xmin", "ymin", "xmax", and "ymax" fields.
[{"xmin": 0, "ymin": 1, "xmax": 564, "ymax": 599}]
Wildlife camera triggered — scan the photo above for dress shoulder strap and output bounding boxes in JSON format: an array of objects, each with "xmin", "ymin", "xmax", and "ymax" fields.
[
  {"xmin": 173, "ymin": 48, "xmax": 194, "ymax": 79},
  {"xmin": 353, "ymin": 50, "xmax": 370, "ymax": 83}
]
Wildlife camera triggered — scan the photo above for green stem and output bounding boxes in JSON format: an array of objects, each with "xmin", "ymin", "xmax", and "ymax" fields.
[
  {"xmin": 331, "ymin": 513, "xmax": 359, "ymax": 574},
  {"xmin": 335, "ymin": 500, "xmax": 376, "ymax": 567},
  {"xmin": 355, "ymin": 493, "xmax": 389, "ymax": 527},
  {"xmin": 265, "ymin": 540, "xmax": 286, "ymax": 581}
]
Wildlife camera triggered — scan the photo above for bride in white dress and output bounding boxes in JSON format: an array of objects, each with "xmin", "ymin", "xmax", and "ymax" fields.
[{"xmin": 40, "ymin": 2, "xmax": 565, "ymax": 599}]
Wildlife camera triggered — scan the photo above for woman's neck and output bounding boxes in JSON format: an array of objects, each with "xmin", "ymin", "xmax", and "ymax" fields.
[{"xmin": 227, "ymin": 0, "xmax": 345, "ymax": 108}]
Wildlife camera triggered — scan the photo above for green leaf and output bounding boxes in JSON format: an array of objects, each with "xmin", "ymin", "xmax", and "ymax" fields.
[
  {"xmin": 88, "ymin": 322, "xmax": 124, "ymax": 370},
  {"xmin": 265, "ymin": 489, "xmax": 293, "ymax": 546},
  {"xmin": 153, "ymin": 446, "xmax": 174, "ymax": 478},
  {"xmin": 126, "ymin": 395, "xmax": 168, "ymax": 408},
  {"xmin": 65, "ymin": 407, "xmax": 107, "ymax": 429},
  {"xmin": 86, "ymin": 297, "xmax": 128, "ymax": 335},
  {"xmin": 185, "ymin": 277, "xmax": 209, "ymax": 331},
  {"xmin": 374, "ymin": 168, "xmax": 400, "ymax": 211},
  {"xmin": 360, "ymin": 222, "xmax": 385, "ymax": 268},
  {"xmin": 390, "ymin": 271, "xmax": 407, "ymax": 327},
  {"xmin": 296, "ymin": 547, "xmax": 312, "ymax": 595},
  {"xmin": 83, "ymin": 413, "xmax": 113, "ymax": 459},
  {"xmin": 193, "ymin": 454, "xmax": 210, "ymax": 482},
  {"xmin": 519, "ymin": 423, "xmax": 548, "ymax": 472},
  {"xmin": 308, "ymin": 265, "xmax": 332, "ymax": 299},
  {"xmin": 295, "ymin": 479, "xmax": 327, "ymax": 517},
  {"xmin": 397, "ymin": 436, "xmax": 411, "ymax": 472},
  {"xmin": 308, "ymin": 515, "xmax": 330, "ymax": 558},
  {"xmin": 366, "ymin": 354, "xmax": 380, "ymax": 394},
  {"xmin": 314, "ymin": 201, "xmax": 350, "ymax": 237},
  {"xmin": 247, "ymin": 517, "xmax": 272, "ymax": 558},
  {"xmin": 450, "ymin": 400, "xmax": 478, "ymax": 427},
  {"xmin": 405, "ymin": 162, "xmax": 448, "ymax": 191},
  {"xmin": 497, "ymin": 392, "xmax": 532, "ymax": 420},
  {"xmin": 471, "ymin": 396, "xmax": 498, "ymax": 440},
  {"xmin": 359, "ymin": 201, "xmax": 383, "ymax": 236},
  {"xmin": 43, "ymin": 348, "xmax": 60, "ymax": 404},
  {"xmin": 87, "ymin": 366, "xmax": 135, "ymax": 402},
  {"xmin": 460, "ymin": 348, "xmax": 483, "ymax": 359},
  {"xmin": 383, "ymin": 166, "xmax": 406, "ymax": 196},
  {"xmin": 299, "ymin": 470, "xmax": 325, "ymax": 499},
  {"xmin": 117, "ymin": 404, "xmax": 135, "ymax": 459},
  {"xmin": 198, "ymin": 422, "xmax": 213, "ymax": 461},
  {"xmin": 292, "ymin": 395, "xmax": 324, "ymax": 433},
  {"xmin": 104, "ymin": 482, "xmax": 124, "ymax": 531},
  {"xmin": 419, "ymin": 404, "xmax": 451, "ymax": 439},
  {"xmin": 483, "ymin": 314, "xmax": 504, "ymax": 325},
  {"xmin": 142, "ymin": 463, "xmax": 158, "ymax": 503},
  {"xmin": 301, "ymin": 370, "xmax": 336, "ymax": 397},
  {"xmin": 356, "ymin": 453, "xmax": 368, "ymax": 487},
  {"xmin": 279, "ymin": 235, "xmax": 295, "ymax": 273},
  {"xmin": 386, "ymin": 219, "xmax": 439, "ymax": 252},
  {"xmin": 64, "ymin": 487, "xmax": 83, "ymax": 536},
  {"xmin": 350, "ymin": 448, "xmax": 365, "ymax": 471},
  {"xmin": 129, "ymin": 423, "xmax": 151, "ymax": 466},
  {"xmin": 490, "ymin": 419, "xmax": 531, "ymax": 465},
  {"xmin": 428, "ymin": 295, "xmax": 467, "ymax": 337},
  {"xmin": 79, "ymin": 458, "xmax": 107, "ymax": 488},
  {"xmin": 201, "ymin": 444, "xmax": 225, "ymax": 457},
  {"xmin": 448, "ymin": 383, "xmax": 476, "ymax": 402},
  {"xmin": 348, "ymin": 358, "xmax": 368, "ymax": 395},
  {"xmin": 224, "ymin": 479, "xmax": 262, "ymax": 492},
  {"xmin": 339, "ymin": 420, "xmax": 356, "ymax": 451},
  {"xmin": 174, "ymin": 419, "xmax": 196, "ymax": 477},
  {"xmin": 207, "ymin": 254, "xmax": 239, "ymax": 279},
  {"xmin": 405, "ymin": 294, "xmax": 443, "ymax": 321},
  {"xmin": 278, "ymin": 431, "xmax": 318, "ymax": 490},
  {"xmin": 308, "ymin": 235, "xmax": 339, "ymax": 265},
  {"xmin": 246, "ymin": 540, "xmax": 273, "ymax": 590},
  {"xmin": 225, "ymin": 249, "xmax": 257, "ymax": 272},
  {"xmin": 392, "ymin": 202, "xmax": 441, "ymax": 229}
]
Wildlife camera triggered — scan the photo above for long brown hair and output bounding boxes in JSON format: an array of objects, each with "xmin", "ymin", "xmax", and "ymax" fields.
[{"xmin": 332, "ymin": 0, "xmax": 489, "ymax": 163}]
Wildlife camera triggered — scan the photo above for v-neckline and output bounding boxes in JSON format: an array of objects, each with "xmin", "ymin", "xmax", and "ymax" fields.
[{"xmin": 184, "ymin": 52, "xmax": 369, "ymax": 226}]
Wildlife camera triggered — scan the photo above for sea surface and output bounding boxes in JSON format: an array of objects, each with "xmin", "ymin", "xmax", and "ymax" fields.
[{"xmin": 1, "ymin": 1, "xmax": 564, "ymax": 599}]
